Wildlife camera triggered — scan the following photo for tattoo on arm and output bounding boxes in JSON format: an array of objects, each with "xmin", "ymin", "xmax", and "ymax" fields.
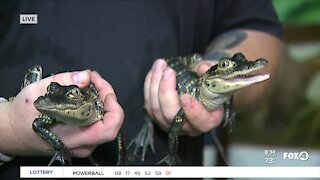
[
  {"xmin": 209, "ymin": 30, "xmax": 247, "ymax": 49},
  {"xmin": 204, "ymin": 49, "xmax": 230, "ymax": 60},
  {"xmin": 205, "ymin": 30, "xmax": 247, "ymax": 60}
]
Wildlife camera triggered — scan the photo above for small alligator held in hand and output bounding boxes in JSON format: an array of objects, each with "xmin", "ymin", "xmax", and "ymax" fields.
[
  {"xmin": 21, "ymin": 66, "xmax": 127, "ymax": 165},
  {"xmin": 129, "ymin": 52, "xmax": 270, "ymax": 165}
]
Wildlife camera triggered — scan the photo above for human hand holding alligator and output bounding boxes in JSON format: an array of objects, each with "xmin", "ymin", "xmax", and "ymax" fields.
[
  {"xmin": 0, "ymin": 70, "xmax": 124, "ymax": 163},
  {"xmin": 144, "ymin": 59, "xmax": 225, "ymax": 137},
  {"xmin": 128, "ymin": 52, "xmax": 270, "ymax": 165}
]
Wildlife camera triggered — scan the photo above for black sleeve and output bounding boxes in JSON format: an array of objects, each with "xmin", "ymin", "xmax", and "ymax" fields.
[
  {"xmin": 213, "ymin": 0, "xmax": 283, "ymax": 39},
  {"xmin": 0, "ymin": 1, "xmax": 20, "ymax": 42}
]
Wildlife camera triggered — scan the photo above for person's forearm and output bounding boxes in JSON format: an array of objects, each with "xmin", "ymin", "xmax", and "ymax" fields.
[
  {"xmin": 0, "ymin": 102, "xmax": 15, "ymax": 154},
  {"xmin": 204, "ymin": 29, "xmax": 283, "ymax": 110}
]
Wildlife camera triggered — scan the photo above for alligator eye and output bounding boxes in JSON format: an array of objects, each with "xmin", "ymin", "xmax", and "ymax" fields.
[
  {"xmin": 66, "ymin": 88, "xmax": 80, "ymax": 98},
  {"xmin": 219, "ymin": 60, "xmax": 230, "ymax": 69},
  {"xmin": 67, "ymin": 92, "xmax": 74, "ymax": 98},
  {"xmin": 71, "ymin": 88, "xmax": 80, "ymax": 96}
]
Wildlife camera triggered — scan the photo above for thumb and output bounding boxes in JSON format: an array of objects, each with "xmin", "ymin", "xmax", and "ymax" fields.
[
  {"xmin": 41, "ymin": 70, "xmax": 91, "ymax": 89},
  {"xmin": 18, "ymin": 69, "xmax": 92, "ymax": 105},
  {"xmin": 192, "ymin": 60, "xmax": 218, "ymax": 76}
]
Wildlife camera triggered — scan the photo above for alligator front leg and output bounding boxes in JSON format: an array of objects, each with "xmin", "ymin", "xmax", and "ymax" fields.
[
  {"xmin": 32, "ymin": 115, "xmax": 72, "ymax": 166},
  {"xmin": 158, "ymin": 108, "xmax": 184, "ymax": 165},
  {"xmin": 210, "ymin": 97, "xmax": 235, "ymax": 165},
  {"xmin": 223, "ymin": 96, "xmax": 236, "ymax": 128},
  {"xmin": 128, "ymin": 111, "xmax": 155, "ymax": 162}
]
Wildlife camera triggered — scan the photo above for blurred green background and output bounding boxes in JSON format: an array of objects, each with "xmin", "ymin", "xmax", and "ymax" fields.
[
  {"xmin": 230, "ymin": 0, "xmax": 320, "ymax": 148},
  {"xmin": 204, "ymin": 1, "xmax": 320, "ymax": 170},
  {"xmin": 273, "ymin": 0, "xmax": 320, "ymax": 25}
]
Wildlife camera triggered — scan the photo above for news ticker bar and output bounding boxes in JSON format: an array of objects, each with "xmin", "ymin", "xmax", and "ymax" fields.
[{"xmin": 20, "ymin": 166, "xmax": 320, "ymax": 178}]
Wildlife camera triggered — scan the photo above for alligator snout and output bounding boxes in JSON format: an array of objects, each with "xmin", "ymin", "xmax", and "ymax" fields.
[
  {"xmin": 34, "ymin": 96, "xmax": 50, "ymax": 108},
  {"xmin": 256, "ymin": 58, "xmax": 268, "ymax": 66}
]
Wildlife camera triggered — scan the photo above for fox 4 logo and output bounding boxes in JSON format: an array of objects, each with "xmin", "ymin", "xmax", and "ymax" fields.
[{"xmin": 283, "ymin": 151, "xmax": 309, "ymax": 161}]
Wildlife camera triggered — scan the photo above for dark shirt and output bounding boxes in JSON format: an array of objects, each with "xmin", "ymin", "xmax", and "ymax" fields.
[{"xmin": 0, "ymin": 0, "xmax": 281, "ymax": 178}]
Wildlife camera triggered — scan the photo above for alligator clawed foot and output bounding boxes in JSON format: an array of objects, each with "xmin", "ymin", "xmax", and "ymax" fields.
[
  {"xmin": 157, "ymin": 153, "xmax": 181, "ymax": 166},
  {"xmin": 117, "ymin": 153, "xmax": 129, "ymax": 166},
  {"xmin": 128, "ymin": 122, "xmax": 155, "ymax": 162},
  {"xmin": 48, "ymin": 150, "xmax": 72, "ymax": 166}
]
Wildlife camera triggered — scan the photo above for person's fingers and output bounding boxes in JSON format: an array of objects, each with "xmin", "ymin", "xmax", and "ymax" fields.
[
  {"xmin": 70, "ymin": 145, "xmax": 97, "ymax": 158},
  {"xmin": 78, "ymin": 93, "xmax": 124, "ymax": 146},
  {"xmin": 50, "ymin": 70, "xmax": 91, "ymax": 87},
  {"xmin": 192, "ymin": 60, "xmax": 218, "ymax": 76},
  {"xmin": 93, "ymin": 93, "xmax": 124, "ymax": 144},
  {"xmin": 90, "ymin": 71, "xmax": 116, "ymax": 99},
  {"xmin": 180, "ymin": 94, "xmax": 224, "ymax": 133},
  {"xmin": 180, "ymin": 122, "xmax": 201, "ymax": 137},
  {"xmin": 149, "ymin": 59, "xmax": 166, "ymax": 122},
  {"xmin": 158, "ymin": 67, "xmax": 180, "ymax": 126},
  {"xmin": 25, "ymin": 70, "xmax": 91, "ymax": 100},
  {"xmin": 50, "ymin": 71, "xmax": 123, "ymax": 147},
  {"xmin": 144, "ymin": 69, "xmax": 153, "ymax": 119}
]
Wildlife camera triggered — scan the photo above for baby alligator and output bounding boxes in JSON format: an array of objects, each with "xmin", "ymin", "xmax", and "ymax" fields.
[
  {"xmin": 21, "ymin": 66, "xmax": 127, "ymax": 165},
  {"xmin": 129, "ymin": 53, "xmax": 270, "ymax": 165}
]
